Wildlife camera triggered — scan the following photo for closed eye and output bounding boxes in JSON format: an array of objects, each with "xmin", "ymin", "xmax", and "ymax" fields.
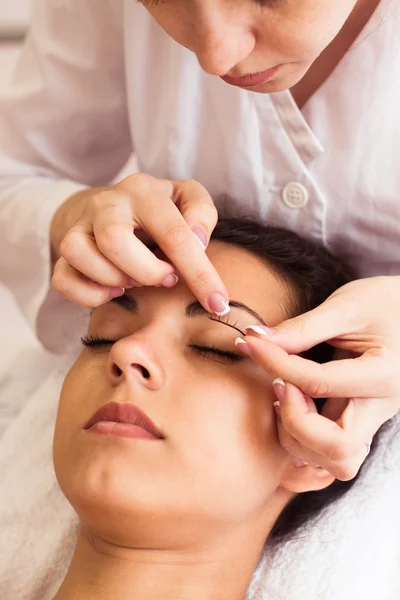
[
  {"xmin": 190, "ymin": 345, "xmax": 244, "ymax": 363},
  {"xmin": 81, "ymin": 335, "xmax": 116, "ymax": 348},
  {"xmin": 82, "ymin": 337, "xmax": 244, "ymax": 364}
]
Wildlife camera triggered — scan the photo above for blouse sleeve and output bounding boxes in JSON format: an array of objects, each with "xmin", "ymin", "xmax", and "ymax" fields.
[{"xmin": 0, "ymin": 0, "xmax": 132, "ymax": 353}]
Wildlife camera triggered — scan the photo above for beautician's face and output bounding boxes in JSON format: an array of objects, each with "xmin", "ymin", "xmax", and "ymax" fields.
[
  {"xmin": 139, "ymin": 0, "xmax": 359, "ymax": 92},
  {"xmin": 54, "ymin": 242, "xmax": 294, "ymax": 548}
]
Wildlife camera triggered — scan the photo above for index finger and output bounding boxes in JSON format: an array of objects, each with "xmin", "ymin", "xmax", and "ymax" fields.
[
  {"xmin": 137, "ymin": 182, "xmax": 230, "ymax": 316},
  {"xmin": 242, "ymin": 336, "xmax": 393, "ymax": 399}
]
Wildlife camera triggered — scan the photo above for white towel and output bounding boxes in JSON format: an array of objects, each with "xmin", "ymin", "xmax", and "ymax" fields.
[
  {"xmin": 246, "ymin": 412, "xmax": 400, "ymax": 600},
  {"xmin": 0, "ymin": 351, "xmax": 399, "ymax": 600}
]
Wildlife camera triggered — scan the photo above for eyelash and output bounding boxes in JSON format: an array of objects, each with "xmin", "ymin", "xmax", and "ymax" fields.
[
  {"xmin": 209, "ymin": 316, "xmax": 245, "ymax": 336},
  {"xmin": 81, "ymin": 335, "xmax": 243, "ymax": 363},
  {"xmin": 190, "ymin": 345, "xmax": 242, "ymax": 363},
  {"xmin": 138, "ymin": 0, "xmax": 280, "ymax": 7},
  {"xmin": 81, "ymin": 334, "xmax": 118, "ymax": 348}
]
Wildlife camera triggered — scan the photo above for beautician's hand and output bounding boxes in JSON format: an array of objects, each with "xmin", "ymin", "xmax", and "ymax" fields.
[
  {"xmin": 237, "ymin": 276, "xmax": 400, "ymax": 481},
  {"xmin": 51, "ymin": 174, "xmax": 229, "ymax": 314}
]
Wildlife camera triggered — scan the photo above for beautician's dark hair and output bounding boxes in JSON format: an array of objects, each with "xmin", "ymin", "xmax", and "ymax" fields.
[{"xmin": 211, "ymin": 218, "xmax": 382, "ymax": 541}]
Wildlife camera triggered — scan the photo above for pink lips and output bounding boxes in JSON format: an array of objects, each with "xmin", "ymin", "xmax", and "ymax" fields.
[
  {"xmin": 221, "ymin": 64, "xmax": 281, "ymax": 88},
  {"xmin": 84, "ymin": 401, "xmax": 164, "ymax": 440}
]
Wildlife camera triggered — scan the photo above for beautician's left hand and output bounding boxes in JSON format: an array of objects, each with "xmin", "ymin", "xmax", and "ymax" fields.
[{"xmin": 237, "ymin": 276, "xmax": 400, "ymax": 481}]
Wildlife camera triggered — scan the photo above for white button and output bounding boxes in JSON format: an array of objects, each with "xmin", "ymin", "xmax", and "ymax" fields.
[{"xmin": 282, "ymin": 182, "xmax": 309, "ymax": 209}]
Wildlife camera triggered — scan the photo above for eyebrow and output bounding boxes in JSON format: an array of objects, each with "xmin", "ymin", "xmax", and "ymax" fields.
[
  {"xmin": 185, "ymin": 300, "xmax": 267, "ymax": 326},
  {"xmin": 110, "ymin": 295, "xmax": 267, "ymax": 326}
]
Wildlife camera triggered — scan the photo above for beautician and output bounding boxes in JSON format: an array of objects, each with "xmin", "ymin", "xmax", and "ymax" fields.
[{"xmin": 0, "ymin": 0, "xmax": 399, "ymax": 480}]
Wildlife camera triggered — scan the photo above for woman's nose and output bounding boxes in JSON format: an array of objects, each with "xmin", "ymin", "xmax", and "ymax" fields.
[
  {"xmin": 193, "ymin": 21, "xmax": 255, "ymax": 77},
  {"xmin": 106, "ymin": 336, "xmax": 164, "ymax": 391}
]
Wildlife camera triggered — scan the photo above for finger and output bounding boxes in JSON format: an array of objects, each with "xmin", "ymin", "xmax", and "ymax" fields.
[
  {"xmin": 274, "ymin": 382, "xmax": 325, "ymax": 466},
  {"xmin": 276, "ymin": 424, "xmax": 306, "ymax": 462},
  {"xmin": 52, "ymin": 258, "xmax": 124, "ymax": 309},
  {"xmin": 322, "ymin": 397, "xmax": 351, "ymax": 422},
  {"xmin": 172, "ymin": 179, "xmax": 218, "ymax": 249},
  {"xmin": 277, "ymin": 383, "xmax": 374, "ymax": 480},
  {"xmin": 276, "ymin": 425, "xmax": 326, "ymax": 469},
  {"xmin": 91, "ymin": 191, "xmax": 177, "ymax": 286},
  {"xmin": 337, "ymin": 396, "xmax": 394, "ymax": 440},
  {"xmin": 243, "ymin": 336, "xmax": 392, "ymax": 399},
  {"xmin": 245, "ymin": 295, "xmax": 356, "ymax": 354},
  {"xmin": 60, "ymin": 221, "xmax": 140, "ymax": 287},
  {"xmin": 135, "ymin": 184, "xmax": 229, "ymax": 315}
]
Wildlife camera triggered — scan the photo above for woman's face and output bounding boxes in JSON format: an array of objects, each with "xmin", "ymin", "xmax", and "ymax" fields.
[
  {"xmin": 53, "ymin": 242, "xmax": 307, "ymax": 549},
  {"xmin": 140, "ymin": 0, "xmax": 359, "ymax": 92}
]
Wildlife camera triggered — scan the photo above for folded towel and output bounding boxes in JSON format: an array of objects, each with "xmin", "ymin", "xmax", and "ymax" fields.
[
  {"xmin": 246, "ymin": 412, "xmax": 400, "ymax": 600},
  {"xmin": 0, "ymin": 351, "xmax": 399, "ymax": 600}
]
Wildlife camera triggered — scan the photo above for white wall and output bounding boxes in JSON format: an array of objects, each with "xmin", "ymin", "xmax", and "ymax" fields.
[
  {"xmin": 0, "ymin": 9, "xmax": 35, "ymax": 356},
  {"xmin": 0, "ymin": 0, "xmax": 31, "ymax": 28}
]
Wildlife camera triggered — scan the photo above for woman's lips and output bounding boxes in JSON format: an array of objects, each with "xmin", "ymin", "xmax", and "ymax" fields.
[
  {"xmin": 84, "ymin": 401, "xmax": 164, "ymax": 440},
  {"xmin": 221, "ymin": 65, "xmax": 281, "ymax": 88}
]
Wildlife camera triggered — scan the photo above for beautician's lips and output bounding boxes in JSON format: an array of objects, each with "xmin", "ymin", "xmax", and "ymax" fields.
[
  {"xmin": 84, "ymin": 402, "xmax": 164, "ymax": 440},
  {"xmin": 221, "ymin": 64, "xmax": 282, "ymax": 88}
]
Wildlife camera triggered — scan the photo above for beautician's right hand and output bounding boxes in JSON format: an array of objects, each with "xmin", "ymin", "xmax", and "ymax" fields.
[{"xmin": 50, "ymin": 174, "xmax": 229, "ymax": 314}]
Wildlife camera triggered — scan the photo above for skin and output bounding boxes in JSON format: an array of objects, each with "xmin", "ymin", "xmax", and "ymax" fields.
[
  {"xmin": 51, "ymin": 0, "xmax": 381, "ymax": 309},
  {"xmin": 49, "ymin": 0, "xmax": 399, "ymax": 485},
  {"xmin": 52, "ymin": 241, "xmax": 334, "ymax": 600},
  {"xmin": 140, "ymin": 0, "xmax": 379, "ymax": 100},
  {"xmin": 238, "ymin": 276, "xmax": 400, "ymax": 480}
]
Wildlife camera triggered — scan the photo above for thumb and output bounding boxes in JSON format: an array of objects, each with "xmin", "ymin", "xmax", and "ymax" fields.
[{"xmin": 250, "ymin": 298, "xmax": 351, "ymax": 354}]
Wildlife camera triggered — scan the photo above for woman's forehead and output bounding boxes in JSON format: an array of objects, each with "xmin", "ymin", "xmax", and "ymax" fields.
[
  {"xmin": 154, "ymin": 241, "xmax": 291, "ymax": 327},
  {"xmin": 154, "ymin": 239, "xmax": 285, "ymax": 301},
  {"xmin": 206, "ymin": 241, "xmax": 291, "ymax": 325},
  {"xmin": 148, "ymin": 240, "xmax": 293, "ymax": 326},
  {"xmin": 91, "ymin": 241, "xmax": 292, "ymax": 330}
]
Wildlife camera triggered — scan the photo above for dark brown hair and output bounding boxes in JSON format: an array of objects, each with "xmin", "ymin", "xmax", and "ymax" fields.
[{"xmin": 211, "ymin": 218, "xmax": 382, "ymax": 540}]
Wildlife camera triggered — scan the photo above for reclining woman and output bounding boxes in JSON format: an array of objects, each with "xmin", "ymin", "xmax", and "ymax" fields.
[{"xmin": 51, "ymin": 218, "xmax": 382, "ymax": 600}]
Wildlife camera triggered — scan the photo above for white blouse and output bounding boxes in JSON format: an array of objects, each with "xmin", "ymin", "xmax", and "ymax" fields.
[{"xmin": 0, "ymin": 0, "xmax": 399, "ymax": 353}]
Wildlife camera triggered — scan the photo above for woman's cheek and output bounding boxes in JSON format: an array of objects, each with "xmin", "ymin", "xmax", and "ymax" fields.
[
  {"xmin": 57, "ymin": 357, "xmax": 103, "ymax": 429},
  {"xmin": 206, "ymin": 370, "xmax": 274, "ymax": 446}
]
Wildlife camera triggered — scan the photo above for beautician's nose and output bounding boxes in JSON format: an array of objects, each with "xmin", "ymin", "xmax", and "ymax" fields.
[
  {"xmin": 193, "ymin": 15, "xmax": 255, "ymax": 76},
  {"xmin": 106, "ymin": 335, "xmax": 164, "ymax": 391}
]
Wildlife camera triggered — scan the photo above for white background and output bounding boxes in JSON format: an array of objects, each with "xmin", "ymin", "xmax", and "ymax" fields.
[
  {"xmin": 0, "ymin": 0, "xmax": 31, "ymax": 28},
  {"xmin": 0, "ymin": 1, "xmax": 35, "ymax": 358}
]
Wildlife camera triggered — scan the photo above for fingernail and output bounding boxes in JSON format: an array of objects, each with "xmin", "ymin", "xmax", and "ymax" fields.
[
  {"xmin": 273, "ymin": 378, "xmax": 286, "ymax": 403},
  {"xmin": 273, "ymin": 401, "xmax": 281, "ymax": 420},
  {"xmin": 294, "ymin": 459, "xmax": 309, "ymax": 468},
  {"xmin": 209, "ymin": 292, "xmax": 230, "ymax": 316},
  {"xmin": 191, "ymin": 226, "xmax": 208, "ymax": 251},
  {"xmin": 126, "ymin": 278, "xmax": 143, "ymax": 288},
  {"xmin": 246, "ymin": 325, "xmax": 274, "ymax": 336},
  {"xmin": 235, "ymin": 337, "xmax": 251, "ymax": 355},
  {"xmin": 162, "ymin": 273, "xmax": 179, "ymax": 288},
  {"xmin": 110, "ymin": 287, "xmax": 125, "ymax": 299}
]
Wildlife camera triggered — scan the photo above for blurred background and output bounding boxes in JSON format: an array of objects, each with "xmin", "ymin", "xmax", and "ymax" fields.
[
  {"xmin": 0, "ymin": 0, "xmax": 30, "ymax": 77},
  {"xmin": 0, "ymin": 0, "xmax": 38, "ymax": 360}
]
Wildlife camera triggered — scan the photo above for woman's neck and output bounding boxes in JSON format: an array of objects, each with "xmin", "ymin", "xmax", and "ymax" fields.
[
  {"xmin": 291, "ymin": 0, "xmax": 381, "ymax": 108},
  {"xmin": 52, "ymin": 521, "xmax": 270, "ymax": 600}
]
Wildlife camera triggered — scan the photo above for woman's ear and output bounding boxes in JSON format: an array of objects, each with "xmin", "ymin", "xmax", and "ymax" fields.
[{"xmin": 279, "ymin": 459, "xmax": 335, "ymax": 494}]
